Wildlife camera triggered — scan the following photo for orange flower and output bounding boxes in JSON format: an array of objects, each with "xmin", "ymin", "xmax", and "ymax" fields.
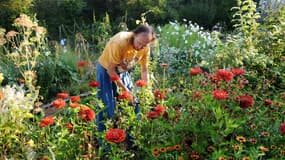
[
  {"xmin": 136, "ymin": 79, "xmax": 147, "ymax": 87},
  {"xmin": 212, "ymin": 90, "xmax": 228, "ymax": 100},
  {"xmin": 110, "ymin": 74, "xmax": 120, "ymax": 82},
  {"xmin": 63, "ymin": 123, "xmax": 73, "ymax": 130},
  {"xmin": 207, "ymin": 146, "xmax": 215, "ymax": 152},
  {"xmin": 89, "ymin": 80, "xmax": 100, "ymax": 88},
  {"xmin": 259, "ymin": 146, "xmax": 269, "ymax": 152},
  {"xmin": 152, "ymin": 152, "xmax": 160, "ymax": 157},
  {"xmin": 117, "ymin": 90, "xmax": 132, "ymax": 101},
  {"xmin": 178, "ymin": 156, "xmax": 184, "ymax": 160},
  {"xmin": 280, "ymin": 150, "xmax": 285, "ymax": 155},
  {"xmin": 79, "ymin": 105, "xmax": 95, "ymax": 121},
  {"xmin": 250, "ymin": 138, "xmax": 257, "ymax": 144},
  {"xmin": 189, "ymin": 152, "xmax": 200, "ymax": 160},
  {"xmin": 250, "ymin": 124, "xmax": 257, "ymax": 129},
  {"xmin": 70, "ymin": 96, "xmax": 80, "ymax": 103},
  {"xmin": 57, "ymin": 92, "xmax": 69, "ymax": 99},
  {"xmin": 154, "ymin": 104, "xmax": 166, "ymax": 114},
  {"xmin": 167, "ymin": 146, "xmax": 175, "ymax": 151},
  {"xmin": 52, "ymin": 99, "xmax": 66, "ymax": 109},
  {"xmin": 271, "ymin": 145, "xmax": 277, "ymax": 150},
  {"xmin": 70, "ymin": 103, "xmax": 79, "ymax": 108},
  {"xmin": 232, "ymin": 144, "xmax": 240, "ymax": 150},
  {"xmin": 242, "ymin": 157, "xmax": 250, "ymax": 160},
  {"xmin": 174, "ymin": 144, "xmax": 181, "ymax": 150},
  {"xmin": 152, "ymin": 147, "xmax": 159, "ymax": 153},
  {"xmin": 261, "ymin": 131, "xmax": 270, "ymax": 137},
  {"xmin": 160, "ymin": 147, "xmax": 167, "ymax": 153},
  {"xmin": 39, "ymin": 116, "xmax": 55, "ymax": 127},
  {"xmin": 236, "ymin": 136, "xmax": 246, "ymax": 143},
  {"xmin": 105, "ymin": 128, "xmax": 126, "ymax": 143},
  {"xmin": 218, "ymin": 157, "xmax": 226, "ymax": 160},
  {"xmin": 189, "ymin": 67, "xmax": 203, "ymax": 76},
  {"xmin": 192, "ymin": 91, "xmax": 203, "ymax": 100},
  {"xmin": 160, "ymin": 63, "xmax": 169, "ymax": 67}
]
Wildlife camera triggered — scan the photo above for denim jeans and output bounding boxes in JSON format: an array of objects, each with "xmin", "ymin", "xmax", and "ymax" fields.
[{"xmin": 95, "ymin": 63, "xmax": 139, "ymax": 132}]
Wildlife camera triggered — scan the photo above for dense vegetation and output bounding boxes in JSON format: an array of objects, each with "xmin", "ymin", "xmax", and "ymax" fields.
[{"xmin": 1, "ymin": 0, "xmax": 285, "ymax": 159}]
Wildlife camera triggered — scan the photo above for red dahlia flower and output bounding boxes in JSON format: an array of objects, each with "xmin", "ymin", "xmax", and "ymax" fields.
[
  {"xmin": 212, "ymin": 90, "xmax": 229, "ymax": 100},
  {"xmin": 154, "ymin": 90, "xmax": 165, "ymax": 100},
  {"xmin": 136, "ymin": 79, "xmax": 147, "ymax": 87},
  {"xmin": 39, "ymin": 116, "xmax": 55, "ymax": 127},
  {"xmin": 117, "ymin": 90, "xmax": 132, "ymax": 101},
  {"xmin": 189, "ymin": 67, "xmax": 203, "ymax": 76},
  {"xmin": 154, "ymin": 104, "xmax": 166, "ymax": 114},
  {"xmin": 52, "ymin": 99, "xmax": 66, "ymax": 109},
  {"xmin": 147, "ymin": 111, "xmax": 161, "ymax": 119},
  {"xmin": 89, "ymin": 80, "xmax": 100, "ymax": 88},
  {"xmin": 216, "ymin": 69, "xmax": 234, "ymax": 82},
  {"xmin": 79, "ymin": 105, "xmax": 95, "ymax": 121},
  {"xmin": 236, "ymin": 95, "xmax": 254, "ymax": 108},
  {"xmin": 105, "ymin": 128, "xmax": 126, "ymax": 143},
  {"xmin": 70, "ymin": 96, "xmax": 80, "ymax": 103},
  {"xmin": 231, "ymin": 68, "xmax": 245, "ymax": 76},
  {"xmin": 57, "ymin": 92, "xmax": 69, "ymax": 99}
]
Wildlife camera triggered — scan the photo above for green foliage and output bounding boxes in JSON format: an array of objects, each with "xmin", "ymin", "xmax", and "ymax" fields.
[
  {"xmin": 33, "ymin": 0, "xmax": 87, "ymax": 39},
  {"xmin": 36, "ymin": 50, "xmax": 90, "ymax": 102},
  {"xmin": 0, "ymin": 0, "xmax": 33, "ymax": 30}
]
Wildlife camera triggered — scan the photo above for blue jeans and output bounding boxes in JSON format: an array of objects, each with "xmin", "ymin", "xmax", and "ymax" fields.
[{"xmin": 96, "ymin": 63, "xmax": 139, "ymax": 132}]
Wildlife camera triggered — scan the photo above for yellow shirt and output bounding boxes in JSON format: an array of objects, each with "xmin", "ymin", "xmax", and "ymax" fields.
[{"xmin": 98, "ymin": 31, "xmax": 150, "ymax": 73}]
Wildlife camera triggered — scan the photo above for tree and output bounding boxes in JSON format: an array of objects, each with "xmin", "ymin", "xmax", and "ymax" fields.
[{"xmin": 0, "ymin": 0, "xmax": 33, "ymax": 30}]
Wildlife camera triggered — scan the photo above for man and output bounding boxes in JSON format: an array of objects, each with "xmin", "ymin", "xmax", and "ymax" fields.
[{"xmin": 96, "ymin": 25, "xmax": 156, "ymax": 132}]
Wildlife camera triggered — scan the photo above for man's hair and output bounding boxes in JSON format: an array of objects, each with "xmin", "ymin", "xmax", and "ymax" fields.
[{"xmin": 133, "ymin": 25, "xmax": 156, "ymax": 41}]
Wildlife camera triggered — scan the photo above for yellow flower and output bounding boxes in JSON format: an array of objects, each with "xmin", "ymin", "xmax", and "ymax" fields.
[
  {"xmin": 25, "ymin": 112, "xmax": 34, "ymax": 118},
  {"xmin": 242, "ymin": 156, "xmax": 250, "ymax": 160},
  {"xmin": 232, "ymin": 144, "xmax": 241, "ymax": 151},
  {"xmin": 236, "ymin": 136, "xmax": 246, "ymax": 143},
  {"xmin": 27, "ymin": 139, "xmax": 35, "ymax": 147},
  {"xmin": 0, "ymin": 73, "xmax": 4, "ymax": 84}
]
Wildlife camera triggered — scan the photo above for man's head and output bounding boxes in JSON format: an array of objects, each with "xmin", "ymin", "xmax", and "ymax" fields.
[{"xmin": 132, "ymin": 25, "xmax": 156, "ymax": 51}]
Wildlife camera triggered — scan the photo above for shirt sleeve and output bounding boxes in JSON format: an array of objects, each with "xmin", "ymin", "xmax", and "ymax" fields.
[
  {"xmin": 104, "ymin": 41, "xmax": 122, "ymax": 65},
  {"xmin": 139, "ymin": 47, "xmax": 150, "ymax": 67}
]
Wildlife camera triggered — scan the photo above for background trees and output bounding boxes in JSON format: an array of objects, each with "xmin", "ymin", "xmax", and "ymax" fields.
[{"xmin": 0, "ymin": 0, "xmax": 243, "ymax": 40}]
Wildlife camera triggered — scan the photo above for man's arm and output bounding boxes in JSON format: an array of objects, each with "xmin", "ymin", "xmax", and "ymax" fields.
[
  {"xmin": 107, "ymin": 62, "xmax": 130, "ymax": 92},
  {"xmin": 141, "ymin": 65, "xmax": 149, "ymax": 83}
]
